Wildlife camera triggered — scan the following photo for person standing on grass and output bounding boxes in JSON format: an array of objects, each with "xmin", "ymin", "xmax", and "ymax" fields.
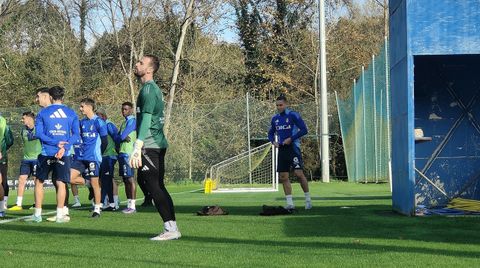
[
  {"xmin": 129, "ymin": 54, "xmax": 181, "ymax": 241},
  {"xmin": 0, "ymin": 114, "xmax": 14, "ymax": 217},
  {"xmin": 116, "ymin": 102, "xmax": 139, "ymax": 213},
  {"xmin": 30, "ymin": 87, "xmax": 72, "ymax": 212},
  {"xmin": 268, "ymin": 94, "xmax": 312, "ymax": 210},
  {"xmin": 69, "ymin": 98, "xmax": 108, "ymax": 218},
  {"xmin": 96, "ymin": 108, "xmax": 118, "ymax": 211},
  {"xmin": 8, "ymin": 112, "xmax": 42, "ymax": 211},
  {"xmin": 27, "ymin": 86, "xmax": 80, "ymax": 223}
]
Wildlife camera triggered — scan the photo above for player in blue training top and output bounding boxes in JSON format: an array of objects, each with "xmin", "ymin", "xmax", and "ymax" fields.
[
  {"xmin": 27, "ymin": 86, "xmax": 80, "ymax": 223},
  {"xmin": 96, "ymin": 107, "xmax": 119, "ymax": 211},
  {"xmin": 268, "ymin": 94, "xmax": 312, "ymax": 210},
  {"xmin": 70, "ymin": 98, "xmax": 108, "ymax": 218},
  {"xmin": 116, "ymin": 102, "xmax": 138, "ymax": 213}
]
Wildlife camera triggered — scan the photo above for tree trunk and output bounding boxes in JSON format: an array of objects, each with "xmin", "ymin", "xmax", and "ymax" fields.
[{"xmin": 163, "ymin": 0, "xmax": 195, "ymax": 135}]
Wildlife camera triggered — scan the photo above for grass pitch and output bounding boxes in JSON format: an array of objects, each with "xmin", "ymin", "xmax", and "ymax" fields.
[{"xmin": 1, "ymin": 182, "xmax": 479, "ymax": 267}]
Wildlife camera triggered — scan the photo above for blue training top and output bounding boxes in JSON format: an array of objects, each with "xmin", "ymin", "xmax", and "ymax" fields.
[
  {"xmin": 116, "ymin": 115, "xmax": 136, "ymax": 143},
  {"xmin": 268, "ymin": 108, "xmax": 308, "ymax": 148},
  {"xmin": 35, "ymin": 103, "xmax": 80, "ymax": 157},
  {"xmin": 78, "ymin": 115, "xmax": 108, "ymax": 162}
]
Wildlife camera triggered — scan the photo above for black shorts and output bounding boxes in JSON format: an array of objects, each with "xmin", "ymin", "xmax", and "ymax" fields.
[
  {"xmin": 277, "ymin": 145, "xmax": 304, "ymax": 173},
  {"xmin": 0, "ymin": 162, "xmax": 7, "ymax": 182},
  {"xmin": 20, "ymin": 160, "xmax": 38, "ymax": 177},
  {"xmin": 72, "ymin": 159, "xmax": 101, "ymax": 180},
  {"xmin": 36, "ymin": 155, "xmax": 71, "ymax": 183},
  {"xmin": 138, "ymin": 148, "xmax": 166, "ymax": 184}
]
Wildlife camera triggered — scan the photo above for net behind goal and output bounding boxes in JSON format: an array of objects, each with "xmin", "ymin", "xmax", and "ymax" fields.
[{"xmin": 208, "ymin": 143, "xmax": 278, "ymax": 193}]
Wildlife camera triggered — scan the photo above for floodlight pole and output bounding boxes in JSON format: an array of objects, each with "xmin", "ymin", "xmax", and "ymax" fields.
[{"xmin": 318, "ymin": 0, "xmax": 330, "ymax": 182}]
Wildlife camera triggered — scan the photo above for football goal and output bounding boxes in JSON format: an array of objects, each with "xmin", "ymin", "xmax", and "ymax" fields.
[{"xmin": 208, "ymin": 142, "xmax": 279, "ymax": 193}]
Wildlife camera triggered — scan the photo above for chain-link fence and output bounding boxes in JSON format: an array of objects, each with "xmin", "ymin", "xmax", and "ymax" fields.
[
  {"xmin": 336, "ymin": 39, "xmax": 391, "ymax": 183},
  {"xmin": 0, "ymin": 93, "xmax": 342, "ymax": 185}
]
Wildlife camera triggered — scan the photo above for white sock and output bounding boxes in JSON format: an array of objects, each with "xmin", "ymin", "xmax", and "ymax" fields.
[
  {"xmin": 164, "ymin": 220, "xmax": 178, "ymax": 232},
  {"xmin": 56, "ymin": 207, "xmax": 64, "ymax": 219},
  {"xmin": 304, "ymin": 192, "xmax": 311, "ymax": 202},
  {"xmin": 109, "ymin": 203, "xmax": 115, "ymax": 208},
  {"xmin": 74, "ymin": 195, "xmax": 80, "ymax": 203},
  {"xmin": 113, "ymin": 195, "xmax": 119, "ymax": 206},
  {"xmin": 63, "ymin": 206, "xmax": 69, "ymax": 216},
  {"xmin": 17, "ymin": 196, "xmax": 24, "ymax": 207},
  {"xmin": 103, "ymin": 196, "xmax": 108, "ymax": 206},
  {"xmin": 0, "ymin": 201, "xmax": 4, "ymax": 212},
  {"xmin": 34, "ymin": 208, "xmax": 42, "ymax": 217},
  {"xmin": 286, "ymin": 195, "xmax": 294, "ymax": 207},
  {"xmin": 127, "ymin": 199, "xmax": 132, "ymax": 209},
  {"xmin": 130, "ymin": 199, "xmax": 136, "ymax": 210},
  {"xmin": 94, "ymin": 204, "xmax": 101, "ymax": 213}
]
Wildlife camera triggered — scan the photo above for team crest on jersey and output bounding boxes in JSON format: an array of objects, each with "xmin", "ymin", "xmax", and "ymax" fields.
[
  {"xmin": 286, "ymin": 118, "xmax": 289, "ymax": 123},
  {"xmin": 55, "ymin": 124, "xmax": 62, "ymax": 130}
]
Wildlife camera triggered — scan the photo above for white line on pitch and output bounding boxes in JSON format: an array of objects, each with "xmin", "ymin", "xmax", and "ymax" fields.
[{"xmin": 0, "ymin": 188, "xmax": 202, "ymax": 224}]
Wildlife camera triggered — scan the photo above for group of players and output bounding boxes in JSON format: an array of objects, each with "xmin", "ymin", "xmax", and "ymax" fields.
[
  {"xmin": 0, "ymin": 55, "xmax": 181, "ymax": 241},
  {"xmin": 0, "ymin": 53, "xmax": 315, "ymax": 241}
]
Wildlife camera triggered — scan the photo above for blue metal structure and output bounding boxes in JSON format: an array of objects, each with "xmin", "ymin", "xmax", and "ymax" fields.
[{"xmin": 390, "ymin": 0, "xmax": 480, "ymax": 215}]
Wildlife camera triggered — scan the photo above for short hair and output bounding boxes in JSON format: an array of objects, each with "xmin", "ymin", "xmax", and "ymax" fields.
[
  {"xmin": 144, "ymin": 54, "xmax": 159, "ymax": 74},
  {"xmin": 96, "ymin": 107, "xmax": 107, "ymax": 116},
  {"xmin": 80, "ymin": 98, "xmax": 96, "ymax": 111},
  {"xmin": 22, "ymin": 111, "xmax": 35, "ymax": 118},
  {"xmin": 122, "ymin": 102, "xmax": 134, "ymax": 108},
  {"xmin": 49, "ymin": 86, "xmax": 65, "ymax": 101},
  {"xmin": 276, "ymin": 94, "xmax": 287, "ymax": 102},
  {"xmin": 36, "ymin": 87, "xmax": 50, "ymax": 94}
]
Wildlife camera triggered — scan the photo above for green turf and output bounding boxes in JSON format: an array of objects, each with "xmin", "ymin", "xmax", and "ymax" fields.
[{"xmin": 1, "ymin": 182, "xmax": 479, "ymax": 267}]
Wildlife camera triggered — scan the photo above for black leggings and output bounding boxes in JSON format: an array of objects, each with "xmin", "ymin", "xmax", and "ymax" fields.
[
  {"xmin": 138, "ymin": 148, "xmax": 175, "ymax": 222},
  {"xmin": 137, "ymin": 178, "xmax": 152, "ymax": 202},
  {"xmin": 1, "ymin": 163, "xmax": 8, "ymax": 197}
]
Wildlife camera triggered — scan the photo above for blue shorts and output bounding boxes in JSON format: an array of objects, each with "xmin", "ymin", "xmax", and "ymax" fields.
[
  {"xmin": 72, "ymin": 159, "xmax": 101, "ymax": 180},
  {"xmin": 20, "ymin": 160, "xmax": 38, "ymax": 177},
  {"xmin": 277, "ymin": 145, "xmax": 304, "ymax": 173},
  {"xmin": 118, "ymin": 154, "xmax": 134, "ymax": 178},
  {"xmin": 100, "ymin": 156, "xmax": 117, "ymax": 178},
  {"xmin": 37, "ymin": 155, "xmax": 71, "ymax": 183}
]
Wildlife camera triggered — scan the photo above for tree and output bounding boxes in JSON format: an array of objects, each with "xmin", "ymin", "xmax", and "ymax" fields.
[{"xmin": 0, "ymin": 0, "xmax": 81, "ymax": 106}]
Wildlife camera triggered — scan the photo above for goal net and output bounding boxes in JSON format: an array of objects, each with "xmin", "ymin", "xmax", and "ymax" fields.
[{"xmin": 208, "ymin": 143, "xmax": 279, "ymax": 193}]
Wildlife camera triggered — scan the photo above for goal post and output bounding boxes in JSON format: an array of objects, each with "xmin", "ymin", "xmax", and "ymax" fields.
[{"xmin": 208, "ymin": 142, "xmax": 279, "ymax": 193}]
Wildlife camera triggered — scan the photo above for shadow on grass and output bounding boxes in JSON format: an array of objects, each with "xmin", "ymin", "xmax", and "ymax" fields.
[
  {"xmin": 2, "ymin": 224, "xmax": 478, "ymax": 259},
  {"xmin": 181, "ymin": 235, "xmax": 479, "ymax": 259},
  {"xmin": 280, "ymin": 205, "xmax": 480, "ymax": 245}
]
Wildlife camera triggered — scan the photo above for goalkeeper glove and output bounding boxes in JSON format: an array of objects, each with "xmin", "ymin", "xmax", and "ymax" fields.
[{"xmin": 129, "ymin": 140, "xmax": 144, "ymax": 169}]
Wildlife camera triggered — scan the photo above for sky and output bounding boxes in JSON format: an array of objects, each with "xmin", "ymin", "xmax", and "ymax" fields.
[{"xmin": 80, "ymin": 0, "xmax": 372, "ymax": 49}]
